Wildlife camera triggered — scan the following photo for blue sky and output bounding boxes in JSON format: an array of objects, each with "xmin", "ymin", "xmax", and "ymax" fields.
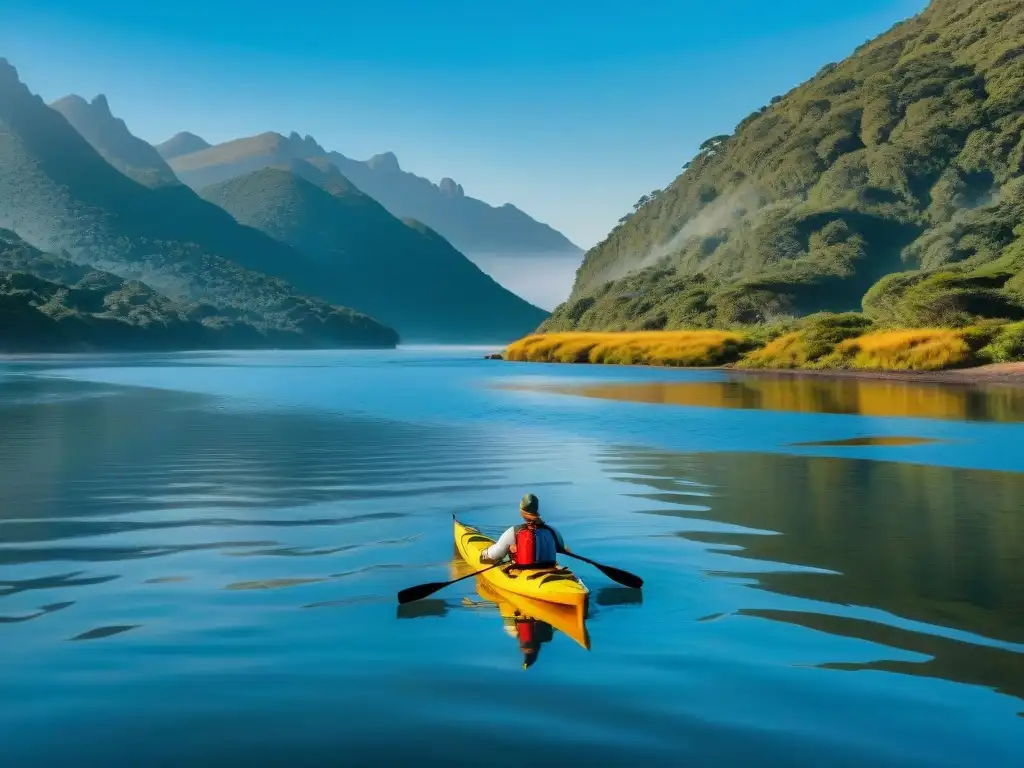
[{"xmin": 1, "ymin": 0, "xmax": 927, "ymax": 249}]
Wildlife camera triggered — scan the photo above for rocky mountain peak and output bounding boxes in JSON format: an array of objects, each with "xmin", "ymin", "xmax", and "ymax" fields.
[
  {"xmin": 90, "ymin": 94, "xmax": 111, "ymax": 115},
  {"xmin": 367, "ymin": 151, "xmax": 401, "ymax": 173},
  {"xmin": 0, "ymin": 58, "xmax": 35, "ymax": 102},
  {"xmin": 438, "ymin": 177, "xmax": 464, "ymax": 198}
]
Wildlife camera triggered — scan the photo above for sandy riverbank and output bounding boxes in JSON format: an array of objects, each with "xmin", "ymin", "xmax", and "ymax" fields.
[
  {"xmin": 724, "ymin": 362, "xmax": 1024, "ymax": 387},
  {"xmin": 490, "ymin": 354, "xmax": 1024, "ymax": 387}
]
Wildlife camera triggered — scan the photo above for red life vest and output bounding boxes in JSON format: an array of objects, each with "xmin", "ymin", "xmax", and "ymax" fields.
[{"xmin": 513, "ymin": 522, "xmax": 557, "ymax": 566}]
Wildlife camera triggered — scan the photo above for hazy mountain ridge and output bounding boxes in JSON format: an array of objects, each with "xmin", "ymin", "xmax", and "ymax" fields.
[
  {"xmin": 200, "ymin": 163, "xmax": 549, "ymax": 342},
  {"xmin": 50, "ymin": 94, "xmax": 181, "ymax": 189},
  {"xmin": 155, "ymin": 131, "xmax": 211, "ymax": 160},
  {"xmin": 0, "ymin": 59, "xmax": 398, "ymax": 349},
  {"xmin": 542, "ymin": 0, "xmax": 1024, "ymax": 333},
  {"xmin": 325, "ymin": 150, "xmax": 583, "ymax": 258},
  {"xmin": 165, "ymin": 130, "xmax": 583, "ymax": 260}
]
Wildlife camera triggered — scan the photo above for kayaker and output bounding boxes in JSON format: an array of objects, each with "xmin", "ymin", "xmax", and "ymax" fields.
[{"xmin": 478, "ymin": 493, "xmax": 568, "ymax": 567}]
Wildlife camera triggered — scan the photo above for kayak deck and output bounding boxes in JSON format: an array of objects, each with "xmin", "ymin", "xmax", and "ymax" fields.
[{"xmin": 453, "ymin": 517, "xmax": 589, "ymax": 610}]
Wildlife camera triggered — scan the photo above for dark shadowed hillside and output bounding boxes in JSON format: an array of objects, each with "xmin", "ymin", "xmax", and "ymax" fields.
[
  {"xmin": 543, "ymin": 0, "xmax": 1024, "ymax": 333},
  {"xmin": 0, "ymin": 59, "xmax": 397, "ymax": 349},
  {"xmin": 50, "ymin": 94, "xmax": 181, "ymax": 189},
  {"xmin": 200, "ymin": 163, "xmax": 549, "ymax": 342},
  {"xmin": 165, "ymin": 131, "xmax": 583, "ymax": 261}
]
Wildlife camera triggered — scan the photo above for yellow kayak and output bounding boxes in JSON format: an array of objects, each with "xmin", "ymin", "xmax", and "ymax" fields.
[
  {"xmin": 449, "ymin": 553, "xmax": 591, "ymax": 651},
  {"xmin": 453, "ymin": 517, "xmax": 589, "ymax": 610}
]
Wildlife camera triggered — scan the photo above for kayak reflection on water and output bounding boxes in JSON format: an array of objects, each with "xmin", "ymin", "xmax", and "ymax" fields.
[
  {"xmin": 455, "ymin": 555, "xmax": 591, "ymax": 668},
  {"xmin": 465, "ymin": 587, "xmax": 558, "ymax": 669},
  {"xmin": 511, "ymin": 612, "xmax": 554, "ymax": 669}
]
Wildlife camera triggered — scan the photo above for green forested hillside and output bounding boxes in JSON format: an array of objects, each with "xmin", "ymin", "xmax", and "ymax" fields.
[
  {"xmin": 544, "ymin": 0, "xmax": 1024, "ymax": 332},
  {"xmin": 201, "ymin": 164, "xmax": 549, "ymax": 342},
  {"xmin": 0, "ymin": 229, "xmax": 329, "ymax": 351}
]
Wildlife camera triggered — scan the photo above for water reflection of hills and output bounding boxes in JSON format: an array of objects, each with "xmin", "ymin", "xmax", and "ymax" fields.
[
  {"xmin": 514, "ymin": 376, "xmax": 1024, "ymax": 422},
  {"xmin": 740, "ymin": 608, "xmax": 1024, "ymax": 709},
  {"xmin": 600, "ymin": 446, "xmax": 1024, "ymax": 703}
]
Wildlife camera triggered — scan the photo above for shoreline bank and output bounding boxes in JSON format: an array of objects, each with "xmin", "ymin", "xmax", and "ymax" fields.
[
  {"xmin": 491, "ymin": 354, "xmax": 1024, "ymax": 387},
  {"xmin": 496, "ymin": 329, "xmax": 1024, "ymax": 387},
  {"xmin": 722, "ymin": 362, "xmax": 1024, "ymax": 387}
]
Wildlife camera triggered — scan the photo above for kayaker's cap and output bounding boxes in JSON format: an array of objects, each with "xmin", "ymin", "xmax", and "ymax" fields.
[
  {"xmin": 522, "ymin": 650, "xmax": 538, "ymax": 669},
  {"xmin": 520, "ymin": 493, "xmax": 539, "ymax": 516}
]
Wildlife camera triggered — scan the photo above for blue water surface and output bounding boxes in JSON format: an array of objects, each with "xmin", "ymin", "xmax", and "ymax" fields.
[{"xmin": 0, "ymin": 348, "xmax": 1021, "ymax": 766}]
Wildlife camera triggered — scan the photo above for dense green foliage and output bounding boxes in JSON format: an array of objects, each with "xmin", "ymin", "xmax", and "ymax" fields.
[
  {"xmin": 200, "ymin": 164, "xmax": 548, "ymax": 342},
  {"xmin": 0, "ymin": 60, "xmax": 397, "ymax": 349},
  {"xmin": 166, "ymin": 131, "xmax": 582, "ymax": 258},
  {"xmin": 546, "ymin": 0, "xmax": 1024, "ymax": 334}
]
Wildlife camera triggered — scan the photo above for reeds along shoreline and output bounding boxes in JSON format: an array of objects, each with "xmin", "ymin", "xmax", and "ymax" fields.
[{"xmin": 501, "ymin": 324, "xmax": 1024, "ymax": 373}]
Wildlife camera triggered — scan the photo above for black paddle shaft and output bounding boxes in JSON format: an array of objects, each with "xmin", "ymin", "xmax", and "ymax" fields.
[{"xmin": 397, "ymin": 561, "xmax": 503, "ymax": 604}]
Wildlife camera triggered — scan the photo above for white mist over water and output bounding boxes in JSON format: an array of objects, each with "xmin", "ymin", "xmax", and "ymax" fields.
[
  {"xmin": 470, "ymin": 253, "xmax": 583, "ymax": 311},
  {"xmin": 466, "ymin": 184, "xmax": 767, "ymax": 310}
]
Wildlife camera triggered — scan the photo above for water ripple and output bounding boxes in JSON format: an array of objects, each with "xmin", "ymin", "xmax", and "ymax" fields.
[{"xmin": 1, "ymin": 355, "xmax": 1022, "ymax": 766}]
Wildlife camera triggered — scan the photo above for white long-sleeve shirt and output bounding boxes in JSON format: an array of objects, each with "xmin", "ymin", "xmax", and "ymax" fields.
[{"xmin": 480, "ymin": 524, "xmax": 566, "ymax": 563}]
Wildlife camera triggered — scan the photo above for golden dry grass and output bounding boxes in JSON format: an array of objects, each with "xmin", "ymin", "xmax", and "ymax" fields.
[
  {"xmin": 503, "ymin": 331, "xmax": 751, "ymax": 367},
  {"xmin": 734, "ymin": 332, "xmax": 809, "ymax": 369},
  {"xmin": 502, "ymin": 325, "xmax": 1020, "ymax": 372},
  {"xmin": 818, "ymin": 329, "xmax": 975, "ymax": 371}
]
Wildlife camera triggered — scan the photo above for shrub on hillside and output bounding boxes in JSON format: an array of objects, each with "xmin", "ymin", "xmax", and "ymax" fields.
[
  {"xmin": 978, "ymin": 321, "xmax": 1024, "ymax": 363},
  {"xmin": 738, "ymin": 312, "xmax": 874, "ymax": 368},
  {"xmin": 816, "ymin": 328, "xmax": 997, "ymax": 371}
]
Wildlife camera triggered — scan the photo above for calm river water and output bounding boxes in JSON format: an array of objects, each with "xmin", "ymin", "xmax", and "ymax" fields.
[{"xmin": 1, "ymin": 348, "xmax": 1022, "ymax": 766}]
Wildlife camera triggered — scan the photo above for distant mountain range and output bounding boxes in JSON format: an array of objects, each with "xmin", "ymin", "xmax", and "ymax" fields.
[
  {"xmin": 199, "ymin": 160, "xmax": 548, "ymax": 341},
  {"xmin": 0, "ymin": 59, "xmax": 398, "ymax": 349},
  {"xmin": 158, "ymin": 130, "xmax": 584, "ymax": 263},
  {"xmin": 0, "ymin": 57, "xmax": 549, "ymax": 349},
  {"xmin": 156, "ymin": 131, "xmax": 211, "ymax": 160}
]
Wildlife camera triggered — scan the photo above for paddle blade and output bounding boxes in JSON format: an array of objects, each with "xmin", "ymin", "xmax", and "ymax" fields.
[
  {"xmin": 562, "ymin": 550, "xmax": 644, "ymax": 589},
  {"xmin": 597, "ymin": 564, "xmax": 643, "ymax": 589},
  {"xmin": 397, "ymin": 581, "xmax": 448, "ymax": 604}
]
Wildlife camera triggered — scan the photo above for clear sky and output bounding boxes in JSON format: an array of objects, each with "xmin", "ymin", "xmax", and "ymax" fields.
[{"xmin": 1, "ymin": 0, "xmax": 927, "ymax": 250}]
